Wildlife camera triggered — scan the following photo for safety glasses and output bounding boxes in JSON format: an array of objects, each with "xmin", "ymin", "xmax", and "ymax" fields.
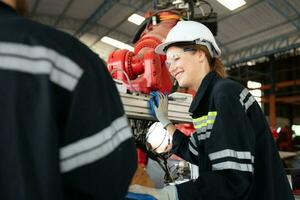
[{"xmin": 165, "ymin": 47, "xmax": 196, "ymax": 68}]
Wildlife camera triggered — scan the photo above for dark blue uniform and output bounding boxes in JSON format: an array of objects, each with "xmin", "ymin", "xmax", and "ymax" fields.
[
  {"xmin": 172, "ymin": 71, "xmax": 294, "ymax": 200},
  {"xmin": 0, "ymin": 2, "xmax": 137, "ymax": 200}
]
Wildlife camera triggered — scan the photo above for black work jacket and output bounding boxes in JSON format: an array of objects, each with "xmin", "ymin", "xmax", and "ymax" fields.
[
  {"xmin": 0, "ymin": 3, "xmax": 137, "ymax": 200},
  {"xmin": 172, "ymin": 71, "xmax": 294, "ymax": 200}
]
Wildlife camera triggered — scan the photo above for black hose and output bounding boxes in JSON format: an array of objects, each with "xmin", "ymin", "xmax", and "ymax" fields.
[
  {"xmin": 131, "ymin": 17, "xmax": 151, "ymax": 44},
  {"xmin": 187, "ymin": 0, "xmax": 194, "ymax": 20}
]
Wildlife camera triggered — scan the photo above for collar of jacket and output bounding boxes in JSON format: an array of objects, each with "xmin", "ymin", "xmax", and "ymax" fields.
[
  {"xmin": 0, "ymin": 1, "xmax": 17, "ymax": 15},
  {"xmin": 189, "ymin": 71, "xmax": 217, "ymax": 113}
]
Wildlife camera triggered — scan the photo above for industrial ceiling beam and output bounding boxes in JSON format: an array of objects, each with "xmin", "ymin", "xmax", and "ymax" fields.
[
  {"xmin": 224, "ymin": 30, "xmax": 300, "ymax": 69},
  {"xmin": 31, "ymin": 14, "xmax": 132, "ymax": 39},
  {"xmin": 209, "ymin": 0, "xmax": 265, "ymax": 54},
  {"xmin": 89, "ymin": 0, "xmax": 148, "ymax": 48},
  {"xmin": 282, "ymin": 0, "xmax": 300, "ymax": 29},
  {"xmin": 266, "ymin": 0, "xmax": 300, "ymax": 31},
  {"xmin": 218, "ymin": 0, "xmax": 264, "ymax": 22},
  {"xmin": 219, "ymin": 0, "xmax": 299, "ymax": 54},
  {"xmin": 118, "ymin": 1, "xmax": 150, "ymax": 12},
  {"xmin": 31, "ymin": 0, "xmax": 41, "ymax": 16},
  {"xmin": 54, "ymin": 0, "xmax": 75, "ymax": 27},
  {"xmin": 250, "ymin": 80, "xmax": 300, "ymax": 90},
  {"xmin": 74, "ymin": 0, "xmax": 120, "ymax": 38},
  {"xmin": 262, "ymin": 95, "xmax": 300, "ymax": 103},
  {"xmin": 223, "ymin": 16, "xmax": 300, "ymax": 47}
]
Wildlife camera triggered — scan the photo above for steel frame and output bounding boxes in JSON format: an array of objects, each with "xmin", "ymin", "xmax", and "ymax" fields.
[
  {"xmin": 224, "ymin": 30, "xmax": 300, "ymax": 69},
  {"xmin": 74, "ymin": 0, "xmax": 121, "ymax": 38}
]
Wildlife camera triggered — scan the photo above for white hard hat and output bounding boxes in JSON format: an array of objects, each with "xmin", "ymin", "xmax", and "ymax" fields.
[{"xmin": 155, "ymin": 20, "xmax": 221, "ymax": 57}]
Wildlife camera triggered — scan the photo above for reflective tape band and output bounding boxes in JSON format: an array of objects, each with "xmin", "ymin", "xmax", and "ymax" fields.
[
  {"xmin": 189, "ymin": 143, "xmax": 199, "ymax": 156},
  {"xmin": 193, "ymin": 121, "xmax": 201, "ymax": 128},
  {"xmin": 193, "ymin": 116, "xmax": 203, "ymax": 123},
  {"xmin": 239, "ymin": 88, "xmax": 249, "ymax": 102},
  {"xmin": 245, "ymin": 96, "xmax": 256, "ymax": 111},
  {"xmin": 209, "ymin": 149, "xmax": 254, "ymax": 162},
  {"xmin": 207, "ymin": 119, "xmax": 214, "ymax": 124},
  {"xmin": 195, "ymin": 123, "xmax": 213, "ymax": 133},
  {"xmin": 194, "ymin": 122, "xmax": 208, "ymax": 129},
  {"xmin": 212, "ymin": 161, "xmax": 253, "ymax": 173},
  {"xmin": 193, "ymin": 113, "xmax": 216, "ymax": 125},
  {"xmin": 198, "ymin": 132, "xmax": 211, "ymax": 140},
  {"xmin": 207, "ymin": 124, "xmax": 213, "ymax": 130},
  {"xmin": 196, "ymin": 126, "xmax": 207, "ymax": 134},
  {"xmin": 189, "ymin": 135, "xmax": 197, "ymax": 147},
  {"xmin": 239, "ymin": 88, "xmax": 255, "ymax": 111},
  {"xmin": 0, "ymin": 42, "xmax": 83, "ymax": 91},
  {"xmin": 193, "ymin": 112, "xmax": 217, "ymax": 140},
  {"xmin": 60, "ymin": 115, "xmax": 132, "ymax": 173},
  {"xmin": 208, "ymin": 111, "xmax": 217, "ymax": 117}
]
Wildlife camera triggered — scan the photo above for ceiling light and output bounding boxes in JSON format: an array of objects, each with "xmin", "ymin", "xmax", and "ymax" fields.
[
  {"xmin": 217, "ymin": 0, "xmax": 246, "ymax": 11},
  {"xmin": 101, "ymin": 36, "xmax": 134, "ymax": 51},
  {"xmin": 128, "ymin": 13, "xmax": 145, "ymax": 25},
  {"xmin": 247, "ymin": 80, "xmax": 262, "ymax": 89},
  {"xmin": 247, "ymin": 61, "xmax": 256, "ymax": 66}
]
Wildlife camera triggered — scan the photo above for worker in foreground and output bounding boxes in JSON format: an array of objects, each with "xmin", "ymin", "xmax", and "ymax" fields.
[
  {"xmin": 0, "ymin": 0, "xmax": 137, "ymax": 199},
  {"xmin": 130, "ymin": 20, "xmax": 294, "ymax": 200}
]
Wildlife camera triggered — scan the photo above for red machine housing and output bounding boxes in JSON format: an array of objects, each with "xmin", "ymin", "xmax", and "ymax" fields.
[{"xmin": 107, "ymin": 12, "xmax": 180, "ymax": 94}]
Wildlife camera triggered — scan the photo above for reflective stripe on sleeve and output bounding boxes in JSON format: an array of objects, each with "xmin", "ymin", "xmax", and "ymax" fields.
[
  {"xmin": 193, "ymin": 111, "xmax": 217, "ymax": 141},
  {"xmin": 209, "ymin": 149, "xmax": 254, "ymax": 173},
  {"xmin": 208, "ymin": 111, "xmax": 217, "ymax": 117},
  {"xmin": 192, "ymin": 116, "xmax": 206, "ymax": 123},
  {"xmin": 60, "ymin": 115, "xmax": 132, "ymax": 173},
  {"xmin": 193, "ymin": 116, "xmax": 207, "ymax": 129},
  {"xmin": 0, "ymin": 42, "xmax": 83, "ymax": 91},
  {"xmin": 188, "ymin": 143, "xmax": 199, "ymax": 156},
  {"xmin": 212, "ymin": 161, "xmax": 253, "ymax": 172},
  {"xmin": 245, "ymin": 96, "xmax": 256, "ymax": 111},
  {"xmin": 189, "ymin": 135, "xmax": 199, "ymax": 156},
  {"xmin": 189, "ymin": 134, "xmax": 197, "ymax": 147},
  {"xmin": 209, "ymin": 149, "xmax": 253, "ymax": 161},
  {"xmin": 239, "ymin": 88, "xmax": 256, "ymax": 112},
  {"xmin": 196, "ymin": 126, "xmax": 207, "ymax": 134},
  {"xmin": 198, "ymin": 132, "xmax": 211, "ymax": 140},
  {"xmin": 239, "ymin": 88, "xmax": 249, "ymax": 103}
]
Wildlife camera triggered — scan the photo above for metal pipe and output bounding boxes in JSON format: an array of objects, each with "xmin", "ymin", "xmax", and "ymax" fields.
[{"xmin": 249, "ymin": 80, "xmax": 300, "ymax": 90}]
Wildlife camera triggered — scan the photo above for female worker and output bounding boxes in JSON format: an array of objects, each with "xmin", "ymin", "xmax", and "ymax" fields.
[{"xmin": 129, "ymin": 21, "xmax": 294, "ymax": 200}]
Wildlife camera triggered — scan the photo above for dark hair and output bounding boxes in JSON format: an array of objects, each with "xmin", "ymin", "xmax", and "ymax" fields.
[{"xmin": 207, "ymin": 54, "xmax": 227, "ymax": 78}]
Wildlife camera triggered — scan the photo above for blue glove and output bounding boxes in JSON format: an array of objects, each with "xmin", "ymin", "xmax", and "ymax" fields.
[
  {"xmin": 126, "ymin": 192, "xmax": 156, "ymax": 200},
  {"xmin": 149, "ymin": 91, "xmax": 159, "ymax": 117},
  {"xmin": 149, "ymin": 91, "xmax": 172, "ymax": 128}
]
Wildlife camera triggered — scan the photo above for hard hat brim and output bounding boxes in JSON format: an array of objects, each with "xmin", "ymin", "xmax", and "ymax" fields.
[
  {"xmin": 155, "ymin": 40, "xmax": 221, "ymax": 57},
  {"xmin": 155, "ymin": 40, "xmax": 189, "ymax": 55},
  {"xmin": 155, "ymin": 41, "xmax": 172, "ymax": 55}
]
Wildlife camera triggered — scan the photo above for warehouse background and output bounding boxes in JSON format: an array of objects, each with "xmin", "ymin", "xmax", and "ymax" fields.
[{"xmin": 27, "ymin": 0, "xmax": 300, "ymax": 140}]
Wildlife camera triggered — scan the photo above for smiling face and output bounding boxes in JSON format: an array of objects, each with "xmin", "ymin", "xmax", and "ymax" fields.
[{"xmin": 166, "ymin": 46, "xmax": 211, "ymax": 91}]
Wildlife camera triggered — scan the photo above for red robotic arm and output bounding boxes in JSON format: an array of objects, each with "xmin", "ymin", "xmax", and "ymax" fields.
[{"xmin": 107, "ymin": 12, "xmax": 181, "ymax": 94}]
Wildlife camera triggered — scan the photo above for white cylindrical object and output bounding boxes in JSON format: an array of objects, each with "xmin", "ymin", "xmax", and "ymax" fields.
[{"xmin": 146, "ymin": 122, "xmax": 172, "ymax": 153}]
